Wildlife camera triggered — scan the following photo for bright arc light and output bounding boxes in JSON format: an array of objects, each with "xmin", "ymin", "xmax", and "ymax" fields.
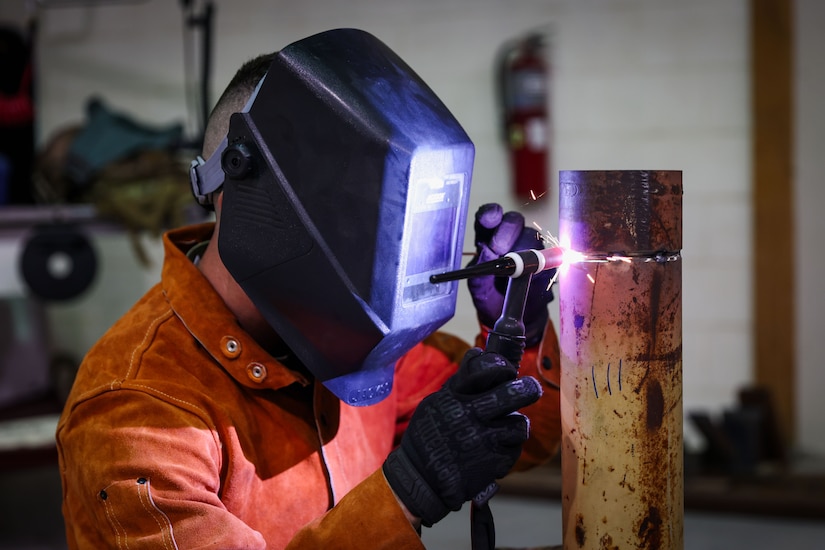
[
  {"xmin": 558, "ymin": 234, "xmax": 585, "ymax": 275},
  {"xmin": 563, "ymin": 247, "xmax": 586, "ymax": 266}
]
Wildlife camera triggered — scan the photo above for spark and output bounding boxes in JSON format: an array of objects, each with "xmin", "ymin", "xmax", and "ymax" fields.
[
  {"xmin": 533, "ymin": 221, "xmax": 561, "ymax": 249},
  {"xmin": 523, "ymin": 189, "xmax": 548, "ymax": 207},
  {"xmin": 546, "ymin": 269, "xmax": 560, "ymax": 290}
]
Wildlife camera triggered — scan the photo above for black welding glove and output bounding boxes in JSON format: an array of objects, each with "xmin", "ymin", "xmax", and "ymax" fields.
[
  {"xmin": 383, "ymin": 348, "xmax": 542, "ymax": 527},
  {"xmin": 467, "ymin": 203, "xmax": 555, "ymax": 347}
]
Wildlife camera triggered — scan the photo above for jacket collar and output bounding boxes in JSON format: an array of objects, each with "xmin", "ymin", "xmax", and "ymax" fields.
[{"xmin": 160, "ymin": 223, "xmax": 310, "ymax": 391}]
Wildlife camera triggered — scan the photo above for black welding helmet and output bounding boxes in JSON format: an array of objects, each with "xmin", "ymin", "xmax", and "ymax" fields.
[{"xmin": 190, "ymin": 29, "xmax": 473, "ymax": 406}]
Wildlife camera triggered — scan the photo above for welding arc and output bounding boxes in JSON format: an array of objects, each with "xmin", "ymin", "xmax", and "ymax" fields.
[{"xmin": 430, "ymin": 246, "xmax": 565, "ymax": 283}]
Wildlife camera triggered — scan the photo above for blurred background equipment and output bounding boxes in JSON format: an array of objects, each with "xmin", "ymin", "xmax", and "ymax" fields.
[
  {"xmin": 19, "ymin": 222, "xmax": 97, "ymax": 302},
  {"xmin": 0, "ymin": 21, "xmax": 35, "ymax": 205}
]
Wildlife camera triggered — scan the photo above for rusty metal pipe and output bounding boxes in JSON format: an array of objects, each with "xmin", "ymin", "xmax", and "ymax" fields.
[{"xmin": 558, "ymin": 170, "xmax": 683, "ymax": 550}]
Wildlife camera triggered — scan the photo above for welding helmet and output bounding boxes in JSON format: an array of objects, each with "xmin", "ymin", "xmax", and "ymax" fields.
[{"xmin": 190, "ymin": 29, "xmax": 474, "ymax": 406}]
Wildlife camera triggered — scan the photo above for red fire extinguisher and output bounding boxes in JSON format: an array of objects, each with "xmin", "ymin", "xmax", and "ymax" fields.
[{"xmin": 496, "ymin": 32, "xmax": 550, "ymax": 202}]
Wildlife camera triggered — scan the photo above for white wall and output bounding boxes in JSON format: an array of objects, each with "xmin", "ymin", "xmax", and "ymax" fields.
[{"xmin": 0, "ymin": 0, "xmax": 820, "ymax": 454}]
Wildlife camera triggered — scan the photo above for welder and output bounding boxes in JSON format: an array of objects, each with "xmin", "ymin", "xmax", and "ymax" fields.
[{"xmin": 56, "ymin": 28, "xmax": 561, "ymax": 548}]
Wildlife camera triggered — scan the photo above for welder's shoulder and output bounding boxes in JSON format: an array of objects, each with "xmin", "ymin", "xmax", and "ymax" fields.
[{"xmin": 68, "ymin": 284, "xmax": 200, "ymax": 399}]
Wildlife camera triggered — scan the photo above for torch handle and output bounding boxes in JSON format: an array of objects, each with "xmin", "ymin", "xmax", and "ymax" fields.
[
  {"xmin": 485, "ymin": 273, "xmax": 532, "ymax": 364},
  {"xmin": 471, "ymin": 272, "xmax": 533, "ymax": 550}
]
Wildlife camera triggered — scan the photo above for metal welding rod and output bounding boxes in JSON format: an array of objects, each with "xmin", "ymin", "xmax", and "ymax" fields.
[{"xmin": 430, "ymin": 246, "xmax": 565, "ymax": 283}]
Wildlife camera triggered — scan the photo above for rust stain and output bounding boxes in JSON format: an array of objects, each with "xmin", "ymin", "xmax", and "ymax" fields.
[
  {"xmin": 575, "ymin": 514, "xmax": 586, "ymax": 547},
  {"xmin": 637, "ymin": 505, "xmax": 663, "ymax": 549},
  {"xmin": 646, "ymin": 380, "xmax": 664, "ymax": 431},
  {"xmin": 558, "ymin": 170, "xmax": 682, "ymax": 254}
]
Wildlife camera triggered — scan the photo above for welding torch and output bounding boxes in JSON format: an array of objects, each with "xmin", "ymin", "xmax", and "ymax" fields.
[
  {"xmin": 430, "ymin": 246, "xmax": 565, "ymax": 550},
  {"xmin": 430, "ymin": 246, "xmax": 565, "ymax": 364},
  {"xmin": 430, "ymin": 246, "xmax": 565, "ymax": 285}
]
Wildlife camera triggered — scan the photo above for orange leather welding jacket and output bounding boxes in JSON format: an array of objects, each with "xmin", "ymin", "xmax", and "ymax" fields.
[{"xmin": 56, "ymin": 223, "xmax": 561, "ymax": 549}]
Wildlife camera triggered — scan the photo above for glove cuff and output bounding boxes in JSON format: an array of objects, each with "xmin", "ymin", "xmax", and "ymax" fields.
[{"xmin": 383, "ymin": 447, "xmax": 450, "ymax": 527}]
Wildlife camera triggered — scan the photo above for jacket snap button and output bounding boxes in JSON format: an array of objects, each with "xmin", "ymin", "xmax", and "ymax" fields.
[
  {"xmin": 247, "ymin": 363, "xmax": 266, "ymax": 382},
  {"xmin": 221, "ymin": 336, "xmax": 241, "ymax": 358}
]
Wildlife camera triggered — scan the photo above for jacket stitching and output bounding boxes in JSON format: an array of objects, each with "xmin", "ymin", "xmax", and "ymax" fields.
[
  {"xmin": 125, "ymin": 385, "xmax": 223, "ymax": 471},
  {"xmin": 128, "ymin": 384, "xmax": 216, "ymax": 431},
  {"xmin": 119, "ymin": 310, "xmax": 174, "ymax": 386},
  {"xmin": 100, "ymin": 485, "xmax": 128, "ymax": 550},
  {"xmin": 137, "ymin": 479, "xmax": 179, "ymax": 550}
]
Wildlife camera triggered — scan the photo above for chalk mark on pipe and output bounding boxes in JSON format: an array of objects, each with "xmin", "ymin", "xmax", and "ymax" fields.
[
  {"xmin": 592, "ymin": 364, "xmax": 599, "ymax": 398},
  {"xmin": 607, "ymin": 363, "xmax": 612, "ymax": 395},
  {"xmin": 618, "ymin": 359, "xmax": 623, "ymax": 391}
]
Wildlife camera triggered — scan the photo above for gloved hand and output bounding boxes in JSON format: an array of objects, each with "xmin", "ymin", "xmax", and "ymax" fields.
[
  {"xmin": 383, "ymin": 348, "xmax": 541, "ymax": 527},
  {"xmin": 467, "ymin": 203, "xmax": 555, "ymax": 347}
]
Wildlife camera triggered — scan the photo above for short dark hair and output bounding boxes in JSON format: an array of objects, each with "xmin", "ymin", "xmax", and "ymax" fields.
[{"xmin": 203, "ymin": 52, "xmax": 276, "ymax": 158}]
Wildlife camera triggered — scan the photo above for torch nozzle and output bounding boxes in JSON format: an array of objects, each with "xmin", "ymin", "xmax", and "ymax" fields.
[{"xmin": 430, "ymin": 246, "xmax": 566, "ymax": 284}]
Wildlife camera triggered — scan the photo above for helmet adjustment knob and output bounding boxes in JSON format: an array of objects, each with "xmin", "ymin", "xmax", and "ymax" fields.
[{"xmin": 222, "ymin": 142, "xmax": 255, "ymax": 179}]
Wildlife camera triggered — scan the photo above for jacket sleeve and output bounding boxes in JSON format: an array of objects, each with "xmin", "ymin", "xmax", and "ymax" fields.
[
  {"xmin": 287, "ymin": 470, "xmax": 424, "ymax": 549},
  {"xmin": 57, "ymin": 390, "xmax": 267, "ymax": 550},
  {"xmin": 475, "ymin": 319, "xmax": 563, "ymax": 470},
  {"xmin": 58, "ymin": 386, "xmax": 427, "ymax": 550},
  {"xmin": 290, "ymin": 334, "xmax": 471, "ymax": 548}
]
